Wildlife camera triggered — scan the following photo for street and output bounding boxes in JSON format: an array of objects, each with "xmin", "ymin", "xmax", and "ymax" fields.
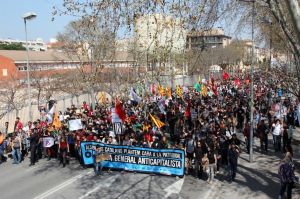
[
  {"xmin": 0, "ymin": 157, "xmax": 207, "ymax": 199},
  {"xmin": 2, "ymin": 131, "xmax": 300, "ymax": 199}
]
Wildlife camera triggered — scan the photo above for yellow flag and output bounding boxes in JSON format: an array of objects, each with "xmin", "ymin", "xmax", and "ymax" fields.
[
  {"xmin": 52, "ymin": 112, "xmax": 62, "ymax": 129},
  {"xmin": 166, "ymin": 86, "xmax": 172, "ymax": 99},
  {"xmin": 176, "ymin": 85, "xmax": 183, "ymax": 99},
  {"xmin": 202, "ymin": 85, "xmax": 208, "ymax": 97},
  {"xmin": 158, "ymin": 83, "xmax": 165, "ymax": 96},
  {"xmin": 149, "ymin": 114, "xmax": 165, "ymax": 129},
  {"xmin": 98, "ymin": 92, "xmax": 106, "ymax": 104}
]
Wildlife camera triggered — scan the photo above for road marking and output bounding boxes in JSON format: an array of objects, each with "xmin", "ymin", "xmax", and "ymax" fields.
[
  {"xmin": 203, "ymin": 180, "xmax": 222, "ymax": 199},
  {"xmin": 33, "ymin": 170, "xmax": 93, "ymax": 199},
  {"xmin": 163, "ymin": 177, "xmax": 185, "ymax": 199},
  {"xmin": 78, "ymin": 174, "xmax": 120, "ymax": 199}
]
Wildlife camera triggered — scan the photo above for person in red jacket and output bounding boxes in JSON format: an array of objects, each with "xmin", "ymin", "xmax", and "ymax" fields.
[
  {"xmin": 59, "ymin": 136, "xmax": 69, "ymax": 167},
  {"xmin": 14, "ymin": 117, "xmax": 23, "ymax": 132}
]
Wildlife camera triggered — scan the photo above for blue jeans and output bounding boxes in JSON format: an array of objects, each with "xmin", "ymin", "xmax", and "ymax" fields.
[
  {"xmin": 229, "ymin": 162, "xmax": 237, "ymax": 181},
  {"xmin": 12, "ymin": 148, "xmax": 21, "ymax": 163},
  {"xmin": 94, "ymin": 161, "xmax": 103, "ymax": 175},
  {"xmin": 273, "ymin": 135, "xmax": 281, "ymax": 152},
  {"xmin": 279, "ymin": 181, "xmax": 292, "ymax": 199}
]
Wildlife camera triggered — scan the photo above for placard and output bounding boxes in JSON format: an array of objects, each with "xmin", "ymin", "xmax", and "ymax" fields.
[
  {"xmin": 68, "ymin": 119, "xmax": 83, "ymax": 131},
  {"xmin": 81, "ymin": 142, "xmax": 185, "ymax": 177},
  {"xmin": 43, "ymin": 137, "xmax": 54, "ymax": 148},
  {"xmin": 113, "ymin": 122, "xmax": 122, "ymax": 135}
]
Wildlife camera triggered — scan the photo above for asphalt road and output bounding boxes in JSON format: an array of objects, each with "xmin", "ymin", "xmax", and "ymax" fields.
[
  {"xmin": 0, "ymin": 157, "xmax": 214, "ymax": 199},
  {"xmin": 2, "ymin": 130, "xmax": 296, "ymax": 199}
]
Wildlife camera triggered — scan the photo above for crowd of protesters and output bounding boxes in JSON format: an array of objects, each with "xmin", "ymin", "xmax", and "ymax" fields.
[{"xmin": 0, "ymin": 72, "xmax": 298, "ymax": 198}]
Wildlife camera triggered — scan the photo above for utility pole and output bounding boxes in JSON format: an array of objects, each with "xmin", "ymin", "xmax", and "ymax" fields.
[{"xmin": 249, "ymin": 0, "xmax": 255, "ymax": 163}]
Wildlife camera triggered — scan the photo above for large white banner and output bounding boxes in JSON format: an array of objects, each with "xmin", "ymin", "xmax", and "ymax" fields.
[
  {"xmin": 43, "ymin": 137, "xmax": 54, "ymax": 148},
  {"xmin": 68, "ymin": 119, "xmax": 83, "ymax": 131}
]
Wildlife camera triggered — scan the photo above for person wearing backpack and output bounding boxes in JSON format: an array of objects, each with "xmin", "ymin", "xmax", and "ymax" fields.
[
  {"xmin": 184, "ymin": 133, "xmax": 195, "ymax": 175},
  {"xmin": 278, "ymin": 152, "xmax": 298, "ymax": 199}
]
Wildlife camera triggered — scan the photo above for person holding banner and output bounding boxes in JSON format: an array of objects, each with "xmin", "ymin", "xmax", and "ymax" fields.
[
  {"xmin": 93, "ymin": 146, "xmax": 103, "ymax": 175},
  {"xmin": 59, "ymin": 136, "xmax": 69, "ymax": 167}
]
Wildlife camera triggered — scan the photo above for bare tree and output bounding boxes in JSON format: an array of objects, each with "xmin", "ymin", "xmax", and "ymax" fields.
[
  {"xmin": 57, "ymin": 17, "xmax": 117, "ymax": 108},
  {"xmin": 0, "ymin": 77, "xmax": 26, "ymax": 117}
]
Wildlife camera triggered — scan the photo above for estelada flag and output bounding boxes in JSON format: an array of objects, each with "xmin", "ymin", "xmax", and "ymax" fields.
[
  {"xmin": 52, "ymin": 112, "xmax": 62, "ymax": 129},
  {"xmin": 115, "ymin": 98, "xmax": 126, "ymax": 122},
  {"xmin": 201, "ymin": 85, "xmax": 208, "ymax": 97},
  {"xmin": 158, "ymin": 83, "xmax": 165, "ymax": 96},
  {"xmin": 176, "ymin": 85, "xmax": 183, "ymax": 98},
  {"xmin": 149, "ymin": 114, "xmax": 165, "ymax": 129},
  {"xmin": 166, "ymin": 86, "xmax": 172, "ymax": 99},
  {"xmin": 223, "ymin": 71, "xmax": 229, "ymax": 81},
  {"xmin": 98, "ymin": 92, "xmax": 106, "ymax": 104}
]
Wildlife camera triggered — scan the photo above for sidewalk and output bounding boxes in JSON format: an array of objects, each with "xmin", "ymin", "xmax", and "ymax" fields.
[{"xmin": 208, "ymin": 129, "xmax": 300, "ymax": 199}]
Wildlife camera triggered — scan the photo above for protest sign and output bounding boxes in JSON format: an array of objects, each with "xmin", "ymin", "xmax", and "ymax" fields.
[
  {"xmin": 68, "ymin": 119, "xmax": 83, "ymax": 131},
  {"xmin": 43, "ymin": 137, "xmax": 54, "ymax": 148},
  {"xmin": 113, "ymin": 122, "xmax": 122, "ymax": 135},
  {"xmin": 81, "ymin": 142, "xmax": 185, "ymax": 177}
]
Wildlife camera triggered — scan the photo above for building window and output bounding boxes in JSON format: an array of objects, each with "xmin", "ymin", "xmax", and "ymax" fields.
[{"xmin": 2, "ymin": 69, "xmax": 7, "ymax": 76}]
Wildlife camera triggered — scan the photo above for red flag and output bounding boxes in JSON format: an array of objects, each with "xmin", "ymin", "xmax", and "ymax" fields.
[
  {"xmin": 115, "ymin": 98, "xmax": 126, "ymax": 122},
  {"xmin": 184, "ymin": 100, "xmax": 191, "ymax": 118},
  {"xmin": 234, "ymin": 78, "xmax": 241, "ymax": 87},
  {"xmin": 223, "ymin": 71, "xmax": 229, "ymax": 81},
  {"xmin": 151, "ymin": 83, "xmax": 155, "ymax": 94},
  {"xmin": 212, "ymin": 85, "xmax": 218, "ymax": 96},
  {"xmin": 245, "ymin": 76, "xmax": 251, "ymax": 85},
  {"xmin": 211, "ymin": 77, "xmax": 215, "ymax": 87}
]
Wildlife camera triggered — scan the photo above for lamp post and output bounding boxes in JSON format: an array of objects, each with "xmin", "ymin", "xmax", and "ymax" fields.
[
  {"xmin": 238, "ymin": 0, "xmax": 255, "ymax": 163},
  {"xmin": 262, "ymin": 18, "xmax": 272, "ymax": 72},
  {"xmin": 23, "ymin": 12, "xmax": 37, "ymax": 122},
  {"xmin": 211, "ymin": 45, "xmax": 216, "ymax": 79}
]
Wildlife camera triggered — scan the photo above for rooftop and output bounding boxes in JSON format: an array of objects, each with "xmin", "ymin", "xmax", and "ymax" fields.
[{"xmin": 0, "ymin": 50, "xmax": 135, "ymax": 63}]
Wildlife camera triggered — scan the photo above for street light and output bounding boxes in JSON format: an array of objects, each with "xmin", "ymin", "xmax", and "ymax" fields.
[
  {"xmin": 210, "ymin": 45, "xmax": 216, "ymax": 80},
  {"xmin": 261, "ymin": 18, "xmax": 272, "ymax": 72},
  {"xmin": 238, "ymin": 0, "xmax": 255, "ymax": 163},
  {"xmin": 23, "ymin": 12, "xmax": 37, "ymax": 122}
]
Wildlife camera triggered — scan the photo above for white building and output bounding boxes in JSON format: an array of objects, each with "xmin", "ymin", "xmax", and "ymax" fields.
[
  {"xmin": 134, "ymin": 14, "xmax": 186, "ymax": 54},
  {"xmin": 186, "ymin": 28, "xmax": 232, "ymax": 50},
  {"xmin": 0, "ymin": 38, "xmax": 47, "ymax": 51}
]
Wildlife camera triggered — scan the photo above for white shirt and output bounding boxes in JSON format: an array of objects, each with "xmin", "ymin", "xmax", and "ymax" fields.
[{"xmin": 272, "ymin": 123, "xmax": 282, "ymax": 136}]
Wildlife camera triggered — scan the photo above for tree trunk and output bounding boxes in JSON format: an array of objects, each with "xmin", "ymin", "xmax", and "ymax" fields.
[
  {"xmin": 76, "ymin": 95, "xmax": 79, "ymax": 107},
  {"xmin": 90, "ymin": 89, "xmax": 95, "ymax": 111}
]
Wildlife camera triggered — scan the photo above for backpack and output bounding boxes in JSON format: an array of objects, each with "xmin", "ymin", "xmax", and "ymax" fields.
[
  {"xmin": 278, "ymin": 163, "xmax": 293, "ymax": 183},
  {"xmin": 186, "ymin": 139, "xmax": 195, "ymax": 153}
]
